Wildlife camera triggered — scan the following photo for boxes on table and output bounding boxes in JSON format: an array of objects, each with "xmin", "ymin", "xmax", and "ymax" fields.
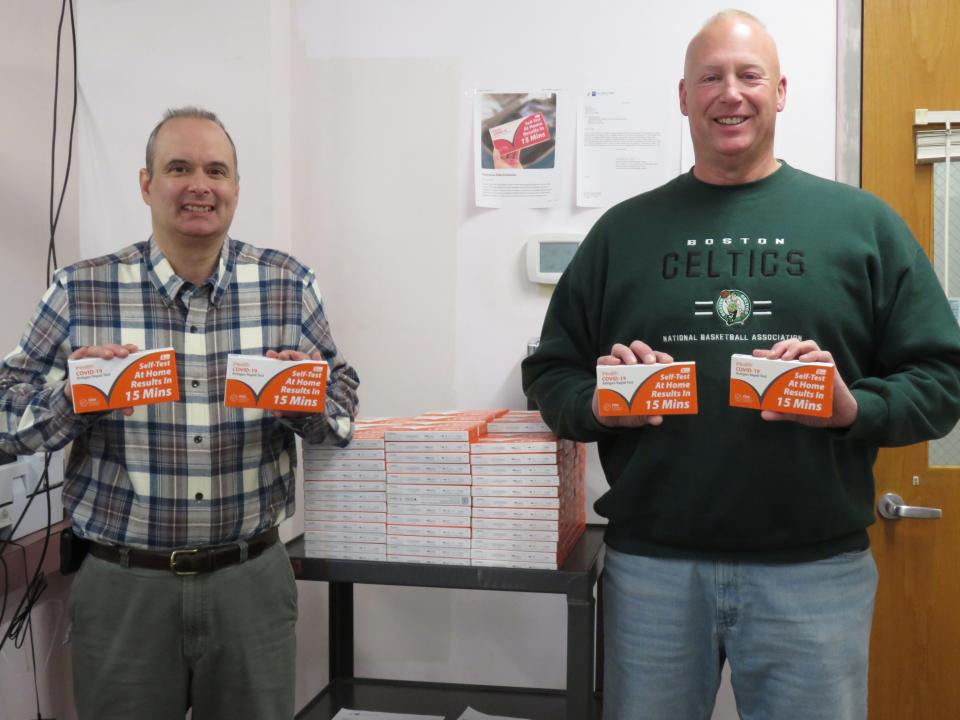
[{"xmin": 469, "ymin": 411, "xmax": 586, "ymax": 569}]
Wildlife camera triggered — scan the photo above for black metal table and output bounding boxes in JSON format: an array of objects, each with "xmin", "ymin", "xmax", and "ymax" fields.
[{"xmin": 289, "ymin": 524, "xmax": 605, "ymax": 720}]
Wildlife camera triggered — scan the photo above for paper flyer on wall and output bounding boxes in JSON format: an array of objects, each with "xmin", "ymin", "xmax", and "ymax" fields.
[
  {"xmin": 474, "ymin": 90, "xmax": 560, "ymax": 208},
  {"xmin": 576, "ymin": 90, "xmax": 675, "ymax": 208}
]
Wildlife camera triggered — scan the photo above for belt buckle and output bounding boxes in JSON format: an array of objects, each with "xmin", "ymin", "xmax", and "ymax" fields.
[{"xmin": 169, "ymin": 548, "xmax": 199, "ymax": 575}]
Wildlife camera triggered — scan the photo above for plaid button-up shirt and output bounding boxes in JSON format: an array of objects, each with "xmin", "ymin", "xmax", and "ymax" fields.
[{"xmin": 0, "ymin": 238, "xmax": 358, "ymax": 549}]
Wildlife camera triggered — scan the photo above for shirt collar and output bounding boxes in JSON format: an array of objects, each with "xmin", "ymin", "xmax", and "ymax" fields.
[{"xmin": 145, "ymin": 237, "xmax": 235, "ymax": 308}]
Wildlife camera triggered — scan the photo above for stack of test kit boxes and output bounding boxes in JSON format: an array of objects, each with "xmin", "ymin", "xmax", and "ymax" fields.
[
  {"xmin": 470, "ymin": 410, "xmax": 586, "ymax": 569},
  {"xmin": 383, "ymin": 412, "xmax": 501, "ymax": 565},
  {"xmin": 301, "ymin": 410, "xmax": 585, "ymax": 568},
  {"xmin": 301, "ymin": 420, "xmax": 390, "ymax": 559}
]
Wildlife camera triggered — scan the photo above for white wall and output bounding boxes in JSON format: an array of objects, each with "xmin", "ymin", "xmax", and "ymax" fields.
[
  {"xmin": 0, "ymin": 1, "xmax": 81, "ymax": 350},
  {"xmin": 290, "ymin": 55, "xmax": 461, "ymax": 417},
  {"xmin": 76, "ymin": 0, "xmax": 288, "ymax": 259},
  {"xmin": 73, "ymin": 1, "xmax": 838, "ymax": 717},
  {"xmin": 0, "ymin": 1, "xmax": 81, "ymax": 718}
]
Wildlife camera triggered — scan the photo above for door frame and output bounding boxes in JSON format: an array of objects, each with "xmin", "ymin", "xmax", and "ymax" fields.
[{"xmin": 836, "ymin": 0, "xmax": 862, "ymax": 187}]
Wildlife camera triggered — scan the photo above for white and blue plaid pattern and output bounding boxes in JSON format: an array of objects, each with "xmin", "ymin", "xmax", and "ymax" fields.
[{"xmin": 0, "ymin": 238, "xmax": 358, "ymax": 549}]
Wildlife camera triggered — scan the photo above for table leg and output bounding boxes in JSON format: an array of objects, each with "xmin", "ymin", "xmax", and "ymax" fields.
[
  {"xmin": 567, "ymin": 595, "xmax": 596, "ymax": 720},
  {"xmin": 329, "ymin": 581, "xmax": 354, "ymax": 680},
  {"xmin": 596, "ymin": 569, "xmax": 604, "ymax": 696}
]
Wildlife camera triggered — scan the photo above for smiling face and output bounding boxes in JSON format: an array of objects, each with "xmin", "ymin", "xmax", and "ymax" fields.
[
  {"xmin": 679, "ymin": 15, "xmax": 786, "ymax": 184},
  {"xmin": 139, "ymin": 117, "xmax": 239, "ymax": 251}
]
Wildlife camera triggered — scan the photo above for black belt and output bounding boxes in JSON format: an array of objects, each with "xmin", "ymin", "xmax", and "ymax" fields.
[{"xmin": 88, "ymin": 527, "xmax": 280, "ymax": 575}]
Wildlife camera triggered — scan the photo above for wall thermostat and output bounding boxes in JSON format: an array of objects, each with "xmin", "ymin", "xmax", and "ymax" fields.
[{"xmin": 526, "ymin": 233, "xmax": 585, "ymax": 284}]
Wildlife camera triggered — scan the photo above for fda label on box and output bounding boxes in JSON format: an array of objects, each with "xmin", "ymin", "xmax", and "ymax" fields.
[
  {"xmin": 729, "ymin": 355, "xmax": 834, "ymax": 417},
  {"xmin": 224, "ymin": 354, "xmax": 328, "ymax": 412},
  {"xmin": 595, "ymin": 362, "xmax": 698, "ymax": 416}
]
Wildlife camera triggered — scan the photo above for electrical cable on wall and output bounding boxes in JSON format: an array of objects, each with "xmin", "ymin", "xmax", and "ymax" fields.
[
  {"xmin": 0, "ymin": 2, "xmax": 77, "ymax": 717},
  {"xmin": 48, "ymin": 0, "xmax": 78, "ymax": 287}
]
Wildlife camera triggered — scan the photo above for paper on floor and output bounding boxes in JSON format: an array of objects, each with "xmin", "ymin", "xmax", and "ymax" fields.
[
  {"xmin": 457, "ymin": 708, "xmax": 532, "ymax": 720},
  {"xmin": 332, "ymin": 710, "xmax": 444, "ymax": 720}
]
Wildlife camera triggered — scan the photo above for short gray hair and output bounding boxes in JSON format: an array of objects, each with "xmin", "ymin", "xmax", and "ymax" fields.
[{"xmin": 144, "ymin": 106, "xmax": 238, "ymax": 178}]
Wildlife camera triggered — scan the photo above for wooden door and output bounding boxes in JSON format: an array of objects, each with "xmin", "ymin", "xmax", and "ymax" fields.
[{"xmin": 862, "ymin": 1, "xmax": 960, "ymax": 718}]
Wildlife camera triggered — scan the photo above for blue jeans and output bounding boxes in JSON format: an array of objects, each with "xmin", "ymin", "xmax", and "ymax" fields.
[{"xmin": 602, "ymin": 546, "xmax": 878, "ymax": 720}]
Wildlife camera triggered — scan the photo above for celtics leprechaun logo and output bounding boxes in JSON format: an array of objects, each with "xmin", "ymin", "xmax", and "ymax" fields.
[{"xmin": 716, "ymin": 289, "xmax": 752, "ymax": 326}]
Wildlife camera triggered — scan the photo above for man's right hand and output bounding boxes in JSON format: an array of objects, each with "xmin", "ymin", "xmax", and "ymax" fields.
[
  {"xmin": 592, "ymin": 341, "xmax": 673, "ymax": 428},
  {"xmin": 65, "ymin": 344, "xmax": 140, "ymax": 416}
]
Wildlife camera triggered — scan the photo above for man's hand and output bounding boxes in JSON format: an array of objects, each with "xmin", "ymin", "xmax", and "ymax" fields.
[
  {"xmin": 66, "ymin": 344, "xmax": 140, "ymax": 416},
  {"xmin": 592, "ymin": 341, "xmax": 674, "ymax": 428},
  {"xmin": 492, "ymin": 147, "xmax": 522, "ymax": 169},
  {"xmin": 265, "ymin": 349, "xmax": 322, "ymax": 362},
  {"xmin": 265, "ymin": 349, "xmax": 325, "ymax": 417},
  {"xmin": 752, "ymin": 338, "xmax": 858, "ymax": 429}
]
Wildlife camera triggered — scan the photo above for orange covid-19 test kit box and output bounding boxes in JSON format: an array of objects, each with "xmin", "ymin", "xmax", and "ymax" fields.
[
  {"xmin": 224, "ymin": 354, "xmax": 328, "ymax": 412},
  {"xmin": 595, "ymin": 362, "xmax": 698, "ymax": 416},
  {"xmin": 68, "ymin": 347, "xmax": 179, "ymax": 413},
  {"xmin": 729, "ymin": 355, "xmax": 834, "ymax": 418}
]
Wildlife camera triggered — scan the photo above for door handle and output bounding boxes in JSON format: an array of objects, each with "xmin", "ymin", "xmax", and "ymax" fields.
[{"xmin": 877, "ymin": 493, "xmax": 943, "ymax": 520}]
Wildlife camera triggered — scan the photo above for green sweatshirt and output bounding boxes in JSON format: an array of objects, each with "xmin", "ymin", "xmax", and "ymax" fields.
[{"xmin": 522, "ymin": 163, "xmax": 960, "ymax": 562}]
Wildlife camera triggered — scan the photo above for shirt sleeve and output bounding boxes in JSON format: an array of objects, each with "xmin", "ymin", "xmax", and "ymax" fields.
[
  {"xmin": 279, "ymin": 274, "xmax": 359, "ymax": 445},
  {"xmin": 0, "ymin": 276, "xmax": 99, "ymax": 454},
  {"xmin": 521, "ymin": 228, "xmax": 623, "ymax": 443},
  {"xmin": 843, "ymin": 243, "xmax": 960, "ymax": 446}
]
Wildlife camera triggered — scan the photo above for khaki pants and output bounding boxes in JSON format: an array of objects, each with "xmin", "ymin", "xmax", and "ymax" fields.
[{"xmin": 69, "ymin": 541, "xmax": 298, "ymax": 720}]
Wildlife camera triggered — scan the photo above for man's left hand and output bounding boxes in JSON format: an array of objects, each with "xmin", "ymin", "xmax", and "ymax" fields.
[{"xmin": 752, "ymin": 339, "xmax": 858, "ymax": 429}]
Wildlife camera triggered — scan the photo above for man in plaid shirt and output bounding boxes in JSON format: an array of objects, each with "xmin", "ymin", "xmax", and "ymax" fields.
[{"xmin": 0, "ymin": 107, "xmax": 359, "ymax": 720}]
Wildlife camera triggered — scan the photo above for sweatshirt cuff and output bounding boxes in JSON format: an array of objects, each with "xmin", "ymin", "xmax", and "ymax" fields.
[
  {"xmin": 573, "ymin": 386, "xmax": 629, "ymax": 440},
  {"xmin": 838, "ymin": 388, "xmax": 889, "ymax": 442}
]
